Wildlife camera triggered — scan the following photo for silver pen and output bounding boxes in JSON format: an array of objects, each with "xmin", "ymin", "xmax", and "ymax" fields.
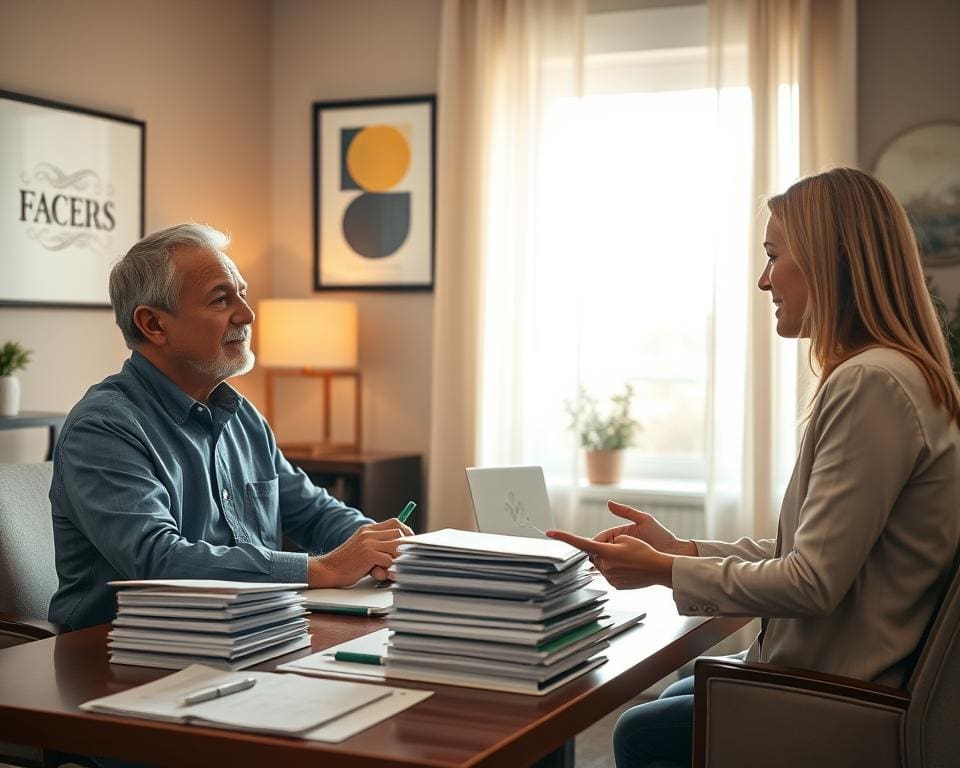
[{"xmin": 182, "ymin": 676, "xmax": 257, "ymax": 705}]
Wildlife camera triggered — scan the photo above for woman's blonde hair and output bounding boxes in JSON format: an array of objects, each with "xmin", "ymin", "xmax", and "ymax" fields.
[{"xmin": 767, "ymin": 167, "xmax": 960, "ymax": 425}]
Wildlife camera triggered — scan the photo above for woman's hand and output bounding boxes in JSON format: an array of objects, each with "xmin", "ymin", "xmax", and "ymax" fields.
[
  {"xmin": 546, "ymin": 528, "xmax": 674, "ymax": 589},
  {"xmin": 596, "ymin": 501, "xmax": 698, "ymax": 557}
]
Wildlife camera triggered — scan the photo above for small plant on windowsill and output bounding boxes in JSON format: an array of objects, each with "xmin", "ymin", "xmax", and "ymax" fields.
[
  {"xmin": 565, "ymin": 384, "xmax": 641, "ymax": 485},
  {"xmin": 0, "ymin": 340, "xmax": 32, "ymax": 417}
]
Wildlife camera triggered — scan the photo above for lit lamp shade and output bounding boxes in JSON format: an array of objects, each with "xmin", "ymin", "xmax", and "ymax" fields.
[{"xmin": 257, "ymin": 299, "xmax": 358, "ymax": 369}]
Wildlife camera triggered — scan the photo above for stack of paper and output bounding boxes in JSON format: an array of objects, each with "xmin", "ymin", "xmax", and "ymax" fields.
[
  {"xmin": 384, "ymin": 529, "xmax": 614, "ymax": 695},
  {"xmin": 301, "ymin": 576, "xmax": 393, "ymax": 616},
  {"xmin": 107, "ymin": 579, "xmax": 312, "ymax": 670}
]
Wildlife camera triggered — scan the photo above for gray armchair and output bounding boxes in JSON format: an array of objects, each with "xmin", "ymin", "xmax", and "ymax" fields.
[
  {"xmin": 693, "ymin": 554, "xmax": 960, "ymax": 767},
  {"xmin": 0, "ymin": 462, "xmax": 63, "ymax": 767},
  {"xmin": 0, "ymin": 462, "xmax": 60, "ymax": 644}
]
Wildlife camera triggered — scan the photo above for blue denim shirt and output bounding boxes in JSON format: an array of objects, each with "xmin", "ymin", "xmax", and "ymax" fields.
[{"xmin": 48, "ymin": 352, "xmax": 372, "ymax": 630}]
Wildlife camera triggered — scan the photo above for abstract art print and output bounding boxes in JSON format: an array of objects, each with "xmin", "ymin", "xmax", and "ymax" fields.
[
  {"xmin": 873, "ymin": 121, "xmax": 960, "ymax": 268},
  {"xmin": 313, "ymin": 96, "xmax": 435, "ymax": 290},
  {"xmin": 0, "ymin": 89, "xmax": 144, "ymax": 307}
]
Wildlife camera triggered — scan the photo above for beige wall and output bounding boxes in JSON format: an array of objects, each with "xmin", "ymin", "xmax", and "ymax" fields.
[
  {"xmin": 0, "ymin": 0, "xmax": 272, "ymax": 461},
  {"xmin": 268, "ymin": 0, "xmax": 440, "ymax": 457},
  {"xmin": 0, "ymin": 0, "xmax": 440, "ymax": 472}
]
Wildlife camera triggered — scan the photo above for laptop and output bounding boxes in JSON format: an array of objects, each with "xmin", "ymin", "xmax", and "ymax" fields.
[{"xmin": 465, "ymin": 466, "xmax": 555, "ymax": 539}]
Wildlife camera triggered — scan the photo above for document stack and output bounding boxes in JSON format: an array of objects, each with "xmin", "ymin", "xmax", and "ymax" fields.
[
  {"xmin": 385, "ymin": 529, "xmax": 615, "ymax": 695},
  {"xmin": 301, "ymin": 576, "xmax": 393, "ymax": 616},
  {"xmin": 107, "ymin": 579, "xmax": 312, "ymax": 670}
]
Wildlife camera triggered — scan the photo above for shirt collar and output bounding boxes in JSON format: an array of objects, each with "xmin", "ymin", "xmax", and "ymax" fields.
[{"xmin": 127, "ymin": 351, "xmax": 244, "ymax": 423}]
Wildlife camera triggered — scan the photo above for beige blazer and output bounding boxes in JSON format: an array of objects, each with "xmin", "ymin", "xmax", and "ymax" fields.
[{"xmin": 673, "ymin": 348, "xmax": 960, "ymax": 686}]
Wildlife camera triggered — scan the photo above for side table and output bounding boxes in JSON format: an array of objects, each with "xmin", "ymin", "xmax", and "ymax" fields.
[
  {"xmin": 0, "ymin": 411, "xmax": 66, "ymax": 461},
  {"xmin": 281, "ymin": 448, "xmax": 425, "ymax": 530}
]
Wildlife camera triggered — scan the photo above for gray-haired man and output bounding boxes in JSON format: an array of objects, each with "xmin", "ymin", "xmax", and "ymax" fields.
[{"xmin": 49, "ymin": 223, "xmax": 410, "ymax": 630}]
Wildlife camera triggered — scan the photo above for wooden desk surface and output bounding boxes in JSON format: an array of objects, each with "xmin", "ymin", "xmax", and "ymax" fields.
[{"xmin": 0, "ymin": 586, "xmax": 747, "ymax": 768}]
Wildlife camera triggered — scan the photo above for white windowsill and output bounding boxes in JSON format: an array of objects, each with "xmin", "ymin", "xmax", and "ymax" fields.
[{"xmin": 549, "ymin": 478, "xmax": 705, "ymax": 509}]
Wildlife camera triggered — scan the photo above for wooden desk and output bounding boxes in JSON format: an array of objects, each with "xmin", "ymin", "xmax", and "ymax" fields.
[{"xmin": 0, "ymin": 587, "xmax": 747, "ymax": 768}]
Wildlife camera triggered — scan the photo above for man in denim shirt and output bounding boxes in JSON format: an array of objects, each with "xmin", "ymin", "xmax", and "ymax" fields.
[{"xmin": 48, "ymin": 223, "xmax": 411, "ymax": 631}]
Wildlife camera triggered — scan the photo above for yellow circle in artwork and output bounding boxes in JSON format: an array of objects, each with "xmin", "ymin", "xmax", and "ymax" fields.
[{"xmin": 346, "ymin": 125, "xmax": 411, "ymax": 192}]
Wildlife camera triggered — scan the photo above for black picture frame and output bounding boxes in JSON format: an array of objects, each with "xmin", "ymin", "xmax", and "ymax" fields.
[
  {"xmin": 313, "ymin": 95, "xmax": 435, "ymax": 291},
  {"xmin": 0, "ymin": 89, "xmax": 145, "ymax": 309}
]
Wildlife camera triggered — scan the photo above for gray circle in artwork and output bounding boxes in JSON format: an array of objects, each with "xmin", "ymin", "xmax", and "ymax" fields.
[{"xmin": 342, "ymin": 192, "xmax": 411, "ymax": 259}]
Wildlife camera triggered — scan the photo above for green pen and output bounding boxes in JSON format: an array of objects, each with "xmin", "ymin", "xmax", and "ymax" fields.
[
  {"xmin": 334, "ymin": 651, "xmax": 384, "ymax": 665},
  {"xmin": 398, "ymin": 501, "xmax": 416, "ymax": 525}
]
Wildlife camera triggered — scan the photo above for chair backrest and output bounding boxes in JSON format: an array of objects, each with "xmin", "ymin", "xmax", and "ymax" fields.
[
  {"xmin": 0, "ymin": 462, "xmax": 57, "ymax": 620},
  {"xmin": 905, "ymin": 550, "xmax": 960, "ymax": 768}
]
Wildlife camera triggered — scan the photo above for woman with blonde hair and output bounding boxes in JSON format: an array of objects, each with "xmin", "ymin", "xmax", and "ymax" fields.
[{"xmin": 549, "ymin": 167, "xmax": 960, "ymax": 768}]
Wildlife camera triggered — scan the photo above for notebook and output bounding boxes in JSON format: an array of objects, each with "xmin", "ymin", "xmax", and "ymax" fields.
[
  {"xmin": 466, "ymin": 465, "xmax": 555, "ymax": 538},
  {"xmin": 80, "ymin": 664, "xmax": 390, "ymax": 736},
  {"xmin": 301, "ymin": 576, "xmax": 393, "ymax": 616}
]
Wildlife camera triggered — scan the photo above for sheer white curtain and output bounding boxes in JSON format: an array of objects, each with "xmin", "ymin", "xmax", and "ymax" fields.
[
  {"xmin": 428, "ymin": 0, "xmax": 585, "ymax": 531},
  {"xmin": 704, "ymin": 0, "xmax": 857, "ymax": 541},
  {"xmin": 429, "ymin": 0, "xmax": 856, "ymax": 538}
]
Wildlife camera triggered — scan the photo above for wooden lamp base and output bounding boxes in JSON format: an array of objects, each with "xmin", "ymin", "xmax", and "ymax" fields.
[{"xmin": 264, "ymin": 367, "xmax": 362, "ymax": 453}]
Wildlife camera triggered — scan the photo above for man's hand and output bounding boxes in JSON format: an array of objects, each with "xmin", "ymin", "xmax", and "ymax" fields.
[
  {"xmin": 595, "ymin": 501, "xmax": 698, "ymax": 557},
  {"xmin": 546, "ymin": 528, "xmax": 674, "ymax": 590},
  {"xmin": 307, "ymin": 518, "xmax": 413, "ymax": 588}
]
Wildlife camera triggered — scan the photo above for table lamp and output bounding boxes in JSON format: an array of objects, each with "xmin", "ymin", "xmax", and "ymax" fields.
[{"xmin": 257, "ymin": 299, "xmax": 361, "ymax": 454}]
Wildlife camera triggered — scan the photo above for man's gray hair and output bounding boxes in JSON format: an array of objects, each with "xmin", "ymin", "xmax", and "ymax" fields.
[{"xmin": 109, "ymin": 223, "xmax": 230, "ymax": 349}]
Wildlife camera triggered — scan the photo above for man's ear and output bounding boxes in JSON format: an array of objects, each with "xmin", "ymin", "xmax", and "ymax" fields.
[{"xmin": 132, "ymin": 305, "xmax": 169, "ymax": 346}]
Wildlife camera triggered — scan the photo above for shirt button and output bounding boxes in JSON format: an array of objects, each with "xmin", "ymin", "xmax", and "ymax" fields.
[
  {"xmin": 196, "ymin": 405, "xmax": 205, "ymax": 413},
  {"xmin": 222, "ymin": 488, "xmax": 230, "ymax": 500}
]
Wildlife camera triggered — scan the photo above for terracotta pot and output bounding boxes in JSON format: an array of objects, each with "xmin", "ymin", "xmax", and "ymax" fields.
[
  {"xmin": 0, "ymin": 376, "xmax": 20, "ymax": 417},
  {"xmin": 584, "ymin": 449, "xmax": 625, "ymax": 485}
]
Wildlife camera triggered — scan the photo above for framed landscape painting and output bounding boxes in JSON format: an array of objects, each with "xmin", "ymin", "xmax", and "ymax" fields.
[
  {"xmin": 0, "ymin": 89, "xmax": 145, "ymax": 308},
  {"xmin": 313, "ymin": 95, "xmax": 435, "ymax": 291},
  {"xmin": 873, "ymin": 121, "xmax": 960, "ymax": 268}
]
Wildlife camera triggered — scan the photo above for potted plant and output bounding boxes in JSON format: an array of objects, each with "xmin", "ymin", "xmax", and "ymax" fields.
[
  {"xmin": 565, "ymin": 384, "xmax": 641, "ymax": 485},
  {"xmin": 947, "ymin": 295, "xmax": 960, "ymax": 385},
  {"xmin": 0, "ymin": 341, "xmax": 32, "ymax": 417},
  {"xmin": 927, "ymin": 277, "xmax": 960, "ymax": 385}
]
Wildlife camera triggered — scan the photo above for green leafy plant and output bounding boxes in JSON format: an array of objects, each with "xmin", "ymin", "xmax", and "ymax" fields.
[
  {"xmin": 947, "ymin": 295, "xmax": 960, "ymax": 385},
  {"xmin": 0, "ymin": 341, "xmax": 31, "ymax": 377},
  {"xmin": 565, "ymin": 384, "xmax": 641, "ymax": 451},
  {"xmin": 926, "ymin": 277, "xmax": 960, "ymax": 385}
]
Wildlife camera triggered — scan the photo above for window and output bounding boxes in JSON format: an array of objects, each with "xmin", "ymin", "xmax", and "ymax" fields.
[{"xmin": 478, "ymin": 3, "xmax": 753, "ymax": 492}]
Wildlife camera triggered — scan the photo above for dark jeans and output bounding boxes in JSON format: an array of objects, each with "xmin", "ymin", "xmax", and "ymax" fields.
[{"xmin": 612, "ymin": 674, "xmax": 695, "ymax": 768}]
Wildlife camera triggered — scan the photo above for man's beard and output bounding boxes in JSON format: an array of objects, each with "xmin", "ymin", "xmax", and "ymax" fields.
[{"xmin": 188, "ymin": 327, "xmax": 255, "ymax": 381}]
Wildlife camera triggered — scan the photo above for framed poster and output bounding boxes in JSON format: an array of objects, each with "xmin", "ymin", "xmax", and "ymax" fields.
[
  {"xmin": 0, "ymin": 89, "xmax": 145, "ymax": 308},
  {"xmin": 313, "ymin": 95, "xmax": 435, "ymax": 291},
  {"xmin": 873, "ymin": 121, "xmax": 960, "ymax": 268}
]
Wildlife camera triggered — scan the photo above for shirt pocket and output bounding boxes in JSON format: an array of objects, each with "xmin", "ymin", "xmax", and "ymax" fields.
[{"xmin": 244, "ymin": 476, "xmax": 280, "ymax": 549}]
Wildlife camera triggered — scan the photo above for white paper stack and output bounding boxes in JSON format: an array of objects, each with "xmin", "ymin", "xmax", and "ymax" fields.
[
  {"xmin": 107, "ymin": 579, "xmax": 312, "ymax": 670},
  {"xmin": 301, "ymin": 576, "xmax": 393, "ymax": 616},
  {"xmin": 385, "ymin": 529, "xmax": 615, "ymax": 695}
]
